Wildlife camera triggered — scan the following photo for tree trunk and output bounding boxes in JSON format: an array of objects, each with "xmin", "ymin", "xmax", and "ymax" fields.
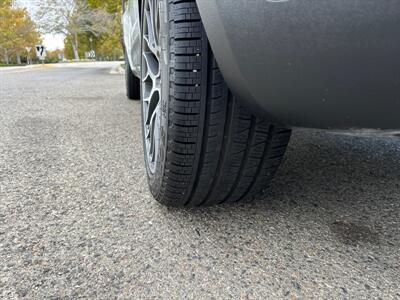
[
  {"xmin": 4, "ymin": 49, "xmax": 9, "ymax": 65},
  {"xmin": 72, "ymin": 33, "xmax": 80, "ymax": 61},
  {"xmin": 16, "ymin": 52, "xmax": 21, "ymax": 65}
]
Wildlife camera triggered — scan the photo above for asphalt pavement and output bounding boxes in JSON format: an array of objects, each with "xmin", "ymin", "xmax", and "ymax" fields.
[{"xmin": 0, "ymin": 62, "xmax": 399, "ymax": 299}]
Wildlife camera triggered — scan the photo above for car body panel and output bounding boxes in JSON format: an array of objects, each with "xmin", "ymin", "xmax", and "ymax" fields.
[
  {"xmin": 197, "ymin": 0, "xmax": 400, "ymax": 129},
  {"xmin": 122, "ymin": 0, "xmax": 141, "ymax": 77}
]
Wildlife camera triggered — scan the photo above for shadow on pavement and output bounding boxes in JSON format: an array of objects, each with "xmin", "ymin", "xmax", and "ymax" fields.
[{"xmin": 163, "ymin": 129, "xmax": 400, "ymax": 248}]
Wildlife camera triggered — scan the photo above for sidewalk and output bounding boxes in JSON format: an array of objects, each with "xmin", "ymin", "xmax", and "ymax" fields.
[
  {"xmin": 0, "ymin": 64, "xmax": 41, "ymax": 72},
  {"xmin": 0, "ymin": 61, "xmax": 122, "ymax": 74}
]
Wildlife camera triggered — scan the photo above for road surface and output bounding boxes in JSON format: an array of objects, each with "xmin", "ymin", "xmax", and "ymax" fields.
[{"xmin": 1, "ymin": 62, "xmax": 399, "ymax": 299}]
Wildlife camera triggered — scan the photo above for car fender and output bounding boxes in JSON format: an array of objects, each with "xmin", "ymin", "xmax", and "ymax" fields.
[{"xmin": 197, "ymin": 0, "xmax": 400, "ymax": 129}]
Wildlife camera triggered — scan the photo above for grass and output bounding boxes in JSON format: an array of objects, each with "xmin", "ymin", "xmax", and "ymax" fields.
[{"xmin": 0, "ymin": 63, "xmax": 27, "ymax": 67}]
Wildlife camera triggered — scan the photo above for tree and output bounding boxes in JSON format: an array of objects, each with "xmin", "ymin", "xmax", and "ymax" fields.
[
  {"xmin": 0, "ymin": 0, "xmax": 12, "ymax": 8},
  {"xmin": 87, "ymin": 0, "xmax": 123, "ymax": 60},
  {"xmin": 59, "ymin": 0, "xmax": 124, "ymax": 61},
  {"xmin": 87, "ymin": 0, "xmax": 121, "ymax": 14},
  {"xmin": 36, "ymin": 0, "xmax": 113, "ymax": 60},
  {"xmin": 0, "ymin": 1, "xmax": 40, "ymax": 64}
]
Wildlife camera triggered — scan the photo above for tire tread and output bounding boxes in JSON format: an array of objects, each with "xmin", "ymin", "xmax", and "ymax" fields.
[{"xmin": 149, "ymin": 0, "xmax": 291, "ymax": 206}]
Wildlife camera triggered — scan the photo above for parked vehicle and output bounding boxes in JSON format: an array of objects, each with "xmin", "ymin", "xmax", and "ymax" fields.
[{"xmin": 122, "ymin": 0, "xmax": 400, "ymax": 207}]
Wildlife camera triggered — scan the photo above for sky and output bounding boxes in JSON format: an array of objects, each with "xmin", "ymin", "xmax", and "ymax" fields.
[{"xmin": 15, "ymin": 0, "xmax": 65, "ymax": 51}]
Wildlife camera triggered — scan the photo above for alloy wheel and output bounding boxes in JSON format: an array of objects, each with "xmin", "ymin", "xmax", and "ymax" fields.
[{"xmin": 142, "ymin": 0, "xmax": 162, "ymax": 174}]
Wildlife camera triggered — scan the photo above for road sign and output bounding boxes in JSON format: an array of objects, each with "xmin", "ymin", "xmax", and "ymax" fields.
[
  {"xmin": 86, "ymin": 50, "xmax": 96, "ymax": 59},
  {"xmin": 35, "ymin": 45, "xmax": 46, "ymax": 61}
]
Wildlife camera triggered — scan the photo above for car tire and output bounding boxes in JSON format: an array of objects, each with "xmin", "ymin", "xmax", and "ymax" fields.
[
  {"xmin": 140, "ymin": 0, "xmax": 291, "ymax": 207},
  {"xmin": 125, "ymin": 55, "xmax": 140, "ymax": 100}
]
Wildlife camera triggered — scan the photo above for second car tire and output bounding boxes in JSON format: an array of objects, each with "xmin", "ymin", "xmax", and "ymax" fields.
[
  {"xmin": 141, "ymin": 0, "xmax": 292, "ymax": 207},
  {"xmin": 125, "ymin": 55, "xmax": 140, "ymax": 100}
]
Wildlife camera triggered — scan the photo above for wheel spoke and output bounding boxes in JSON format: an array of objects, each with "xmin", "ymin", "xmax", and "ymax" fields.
[
  {"xmin": 149, "ymin": 110, "xmax": 157, "ymax": 161},
  {"xmin": 144, "ymin": 0, "xmax": 160, "ymax": 58},
  {"xmin": 149, "ymin": 0, "xmax": 160, "ymax": 49},
  {"xmin": 144, "ymin": 10, "xmax": 155, "ymax": 52},
  {"xmin": 143, "ymin": 52, "xmax": 159, "ymax": 79}
]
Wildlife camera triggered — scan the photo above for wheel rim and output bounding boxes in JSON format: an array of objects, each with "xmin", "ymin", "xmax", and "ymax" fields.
[{"xmin": 142, "ymin": 0, "xmax": 161, "ymax": 174}]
